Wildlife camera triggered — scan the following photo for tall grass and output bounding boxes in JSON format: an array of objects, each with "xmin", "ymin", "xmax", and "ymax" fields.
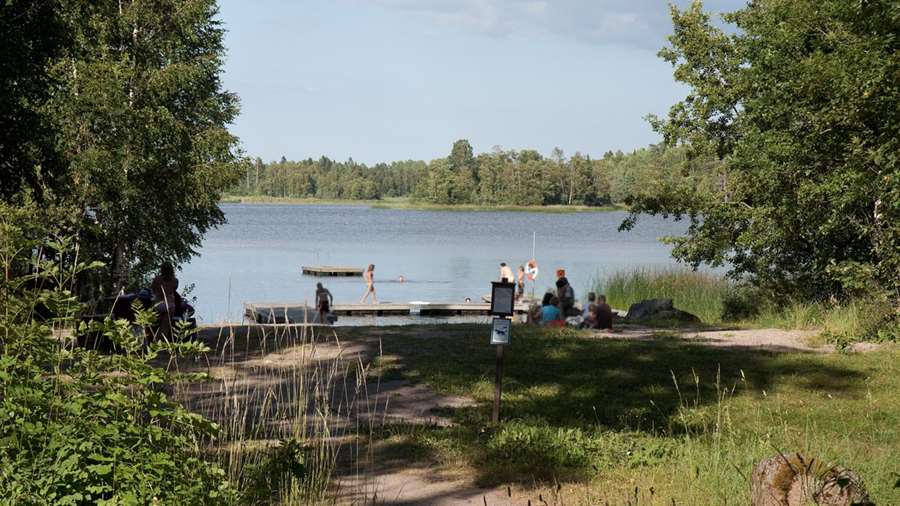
[
  {"xmin": 172, "ymin": 323, "xmax": 379, "ymax": 504},
  {"xmin": 594, "ymin": 268, "xmax": 731, "ymax": 323},
  {"xmin": 593, "ymin": 267, "xmax": 895, "ymax": 342}
]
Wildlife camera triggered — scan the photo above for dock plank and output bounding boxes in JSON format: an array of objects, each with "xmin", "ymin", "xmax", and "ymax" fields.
[
  {"xmin": 301, "ymin": 265, "xmax": 364, "ymax": 276},
  {"xmin": 243, "ymin": 301, "xmax": 530, "ymax": 323}
]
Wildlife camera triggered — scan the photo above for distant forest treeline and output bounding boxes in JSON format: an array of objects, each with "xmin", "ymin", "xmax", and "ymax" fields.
[{"xmin": 229, "ymin": 140, "xmax": 723, "ymax": 206}]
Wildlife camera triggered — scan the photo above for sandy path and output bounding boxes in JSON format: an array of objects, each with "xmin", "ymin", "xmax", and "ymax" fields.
[{"xmin": 586, "ymin": 326, "xmax": 825, "ymax": 352}]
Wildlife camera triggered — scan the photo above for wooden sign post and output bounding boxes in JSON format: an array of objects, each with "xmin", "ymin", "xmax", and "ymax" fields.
[
  {"xmin": 492, "ymin": 341, "xmax": 505, "ymax": 424},
  {"xmin": 489, "ymin": 281, "xmax": 515, "ymax": 424}
]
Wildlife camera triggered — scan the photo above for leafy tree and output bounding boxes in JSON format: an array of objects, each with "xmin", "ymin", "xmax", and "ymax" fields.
[
  {"xmin": 46, "ymin": 0, "xmax": 244, "ymax": 290},
  {"xmin": 0, "ymin": 1, "xmax": 68, "ymax": 201},
  {"xmin": 626, "ymin": 0, "xmax": 900, "ymax": 297},
  {"xmin": 447, "ymin": 139, "xmax": 478, "ymax": 202},
  {"xmin": 233, "ymin": 143, "xmax": 715, "ymax": 209}
]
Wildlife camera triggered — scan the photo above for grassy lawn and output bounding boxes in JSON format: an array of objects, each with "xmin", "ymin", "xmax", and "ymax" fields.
[{"xmin": 343, "ymin": 324, "xmax": 900, "ymax": 505}]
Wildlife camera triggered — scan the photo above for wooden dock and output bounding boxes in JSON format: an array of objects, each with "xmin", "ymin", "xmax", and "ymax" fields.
[
  {"xmin": 301, "ymin": 265, "xmax": 364, "ymax": 277},
  {"xmin": 244, "ymin": 301, "xmax": 530, "ymax": 324}
]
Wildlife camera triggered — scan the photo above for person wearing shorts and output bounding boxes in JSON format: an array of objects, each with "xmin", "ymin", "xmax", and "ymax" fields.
[
  {"xmin": 516, "ymin": 265, "xmax": 525, "ymax": 300},
  {"xmin": 315, "ymin": 282, "xmax": 333, "ymax": 323}
]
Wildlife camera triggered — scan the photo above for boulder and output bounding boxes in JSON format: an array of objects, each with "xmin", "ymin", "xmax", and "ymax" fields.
[
  {"xmin": 750, "ymin": 453, "xmax": 872, "ymax": 506},
  {"xmin": 625, "ymin": 298, "xmax": 700, "ymax": 323}
]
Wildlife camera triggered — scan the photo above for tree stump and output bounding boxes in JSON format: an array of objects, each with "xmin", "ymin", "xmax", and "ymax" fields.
[{"xmin": 750, "ymin": 453, "xmax": 873, "ymax": 506}]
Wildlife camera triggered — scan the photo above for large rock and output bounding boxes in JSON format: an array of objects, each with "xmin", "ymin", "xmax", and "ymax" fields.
[
  {"xmin": 750, "ymin": 453, "xmax": 872, "ymax": 506},
  {"xmin": 625, "ymin": 298, "xmax": 700, "ymax": 323}
]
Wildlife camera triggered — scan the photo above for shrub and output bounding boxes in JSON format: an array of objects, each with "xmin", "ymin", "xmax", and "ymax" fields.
[
  {"xmin": 0, "ymin": 206, "xmax": 235, "ymax": 504},
  {"xmin": 721, "ymin": 286, "xmax": 761, "ymax": 321}
]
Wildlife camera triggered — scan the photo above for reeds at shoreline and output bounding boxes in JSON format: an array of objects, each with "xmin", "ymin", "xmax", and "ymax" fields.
[{"xmin": 594, "ymin": 267, "xmax": 731, "ymax": 323}]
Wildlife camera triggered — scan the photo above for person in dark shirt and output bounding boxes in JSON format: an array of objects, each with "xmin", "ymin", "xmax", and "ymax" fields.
[
  {"xmin": 594, "ymin": 294, "xmax": 613, "ymax": 330},
  {"xmin": 556, "ymin": 277, "xmax": 577, "ymax": 316},
  {"xmin": 150, "ymin": 262, "xmax": 180, "ymax": 338},
  {"xmin": 315, "ymin": 282, "xmax": 333, "ymax": 324}
]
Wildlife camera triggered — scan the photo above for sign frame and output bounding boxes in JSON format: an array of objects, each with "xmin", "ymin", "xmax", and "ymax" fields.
[
  {"xmin": 490, "ymin": 317, "xmax": 511, "ymax": 345},
  {"xmin": 490, "ymin": 281, "xmax": 516, "ymax": 317}
]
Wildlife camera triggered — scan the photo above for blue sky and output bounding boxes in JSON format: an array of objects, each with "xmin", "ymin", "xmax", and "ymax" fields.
[{"xmin": 218, "ymin": 0, "xmax": 744, "ymax": 164}]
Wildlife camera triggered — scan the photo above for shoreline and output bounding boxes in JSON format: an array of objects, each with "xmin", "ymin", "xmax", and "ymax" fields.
[{"xmin": 220, "ymin": 195, "xmax": 626, "ymax": 213}]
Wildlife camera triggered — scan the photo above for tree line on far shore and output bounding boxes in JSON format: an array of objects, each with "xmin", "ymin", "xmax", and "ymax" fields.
[{"xmin": 228, "ymin": 141, "xmax": 723, "ymax": 207}]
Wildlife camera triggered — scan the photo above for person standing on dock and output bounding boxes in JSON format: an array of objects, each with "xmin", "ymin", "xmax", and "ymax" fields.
[
  {"xmin": 499, "ymin": 262, "xmax": 514, "ymax": 283},
  {"xmin": 315, "ymin": 282, "xmax": 333, "ymax": 323},
  {"xmin": 516, "ymin": 265, "xmax": 526, "ymax": 300},
  {"xmin": 360, "ymin": 264, "xmax": 378, "ymax": 304}
]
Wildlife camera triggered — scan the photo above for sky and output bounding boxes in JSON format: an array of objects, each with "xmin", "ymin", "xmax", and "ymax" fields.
[{"xmin": 218, "ymin": 0, "xmax": 745, "ymax": 164}]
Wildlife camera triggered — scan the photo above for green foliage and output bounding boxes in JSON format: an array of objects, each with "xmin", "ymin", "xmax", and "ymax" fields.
[
  {"xmin": 595, "ymin": 268, "xmax": 732, "ymax": 323},
  {"xmin": 2, "ymin": 0, "xmax": 245, "ymax": 290},
  {"xmin": 230, "ymin": 141, "xmax": 716, "ymax": 208},
  {"xmin": 629, "ymin": 0, "xmax": 900, "ymax": 299},
  {"xmin": 0, "ymin": 205, "xmax": 235, "ymax": 504},
  {"xmin": 0, "ymin": 1, "xmax": 69, "ymax": 201},
  {"xmin": 241, "ymin": 439, "xmax": 308, "ymax": 504},
  {"xmin": 720, "ymin": 285, "xmax": 760, "ymax": 321}
]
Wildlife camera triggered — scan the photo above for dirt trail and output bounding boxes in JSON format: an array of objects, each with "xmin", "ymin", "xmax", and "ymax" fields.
[{"xmin": 588, "ymin": 326, "xmax": 825, "ymax": 352}]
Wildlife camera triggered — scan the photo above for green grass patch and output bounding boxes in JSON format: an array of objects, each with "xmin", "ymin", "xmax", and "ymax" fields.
[{"xmin": 348, "ymin": 324, "xmax": 900, "ymax": 504}]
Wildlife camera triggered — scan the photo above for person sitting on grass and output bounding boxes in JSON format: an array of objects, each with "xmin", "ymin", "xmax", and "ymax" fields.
[
  {"xmin": 583, "ymin": 291, "xmax": 596, "ymax": 319},
  {"xmin": 528, "ymin": 292, "xmax": 551, "ymax": 324},
  {"xmin": 556, "ymin": 277, "xmax": 577, "ymax": 316},
  {"xmin": 594, "ymin": 294, "xmax": 613, "ymax": 330},
  {"xmin": 541, "ymin": 294, "xmax": 562, "ymax": 325},
  {"xmin": 151, "ymin": 262, "xmax": 180, "ymax": 338}
]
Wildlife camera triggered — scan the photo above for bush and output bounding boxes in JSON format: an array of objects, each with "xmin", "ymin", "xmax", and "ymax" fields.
[
  {"xmin": 721, "ymin": 285, "xmax": 762, "ymax": 321},
  {"xmin": 820, "ymin": 296, "xmax": 899, "ymax": 349},
  {"xmin": 0, "ymin": 206, "xmax": 235, "ymax": 504}
]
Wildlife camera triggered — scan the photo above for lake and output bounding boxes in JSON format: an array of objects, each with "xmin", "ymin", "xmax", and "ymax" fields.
[{"xmin": 181, "ymin": 204, "xmax": 691, "ymax": 323}]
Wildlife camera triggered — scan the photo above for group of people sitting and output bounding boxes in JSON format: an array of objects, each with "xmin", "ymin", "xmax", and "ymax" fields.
[{"xmin": 528, "ymin": 270, "xmax": 613, "ymax": 330}]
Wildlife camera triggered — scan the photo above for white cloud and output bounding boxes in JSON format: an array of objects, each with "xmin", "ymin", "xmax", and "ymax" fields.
[
  {"xmin": 525, "ymin": 1, "xmax": 548, "ymax": 15},
  {"xmin": 361, "ymin": 0, "xmax": 746, "ymax": 49}
]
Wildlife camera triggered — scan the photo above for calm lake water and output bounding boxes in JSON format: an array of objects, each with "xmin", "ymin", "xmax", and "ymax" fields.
[{"xmin": 181, "ymin": 204, "xmax": 690, "ymax": 323}]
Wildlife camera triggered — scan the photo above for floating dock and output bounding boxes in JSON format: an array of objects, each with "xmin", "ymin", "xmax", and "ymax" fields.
[
  {"xmin": 300, "ymin": 265, "xmax": 364, "ymax": 277},
  {"xmin": 244, "ymin": 302, "xmax": 530, "ymax": 324}
]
